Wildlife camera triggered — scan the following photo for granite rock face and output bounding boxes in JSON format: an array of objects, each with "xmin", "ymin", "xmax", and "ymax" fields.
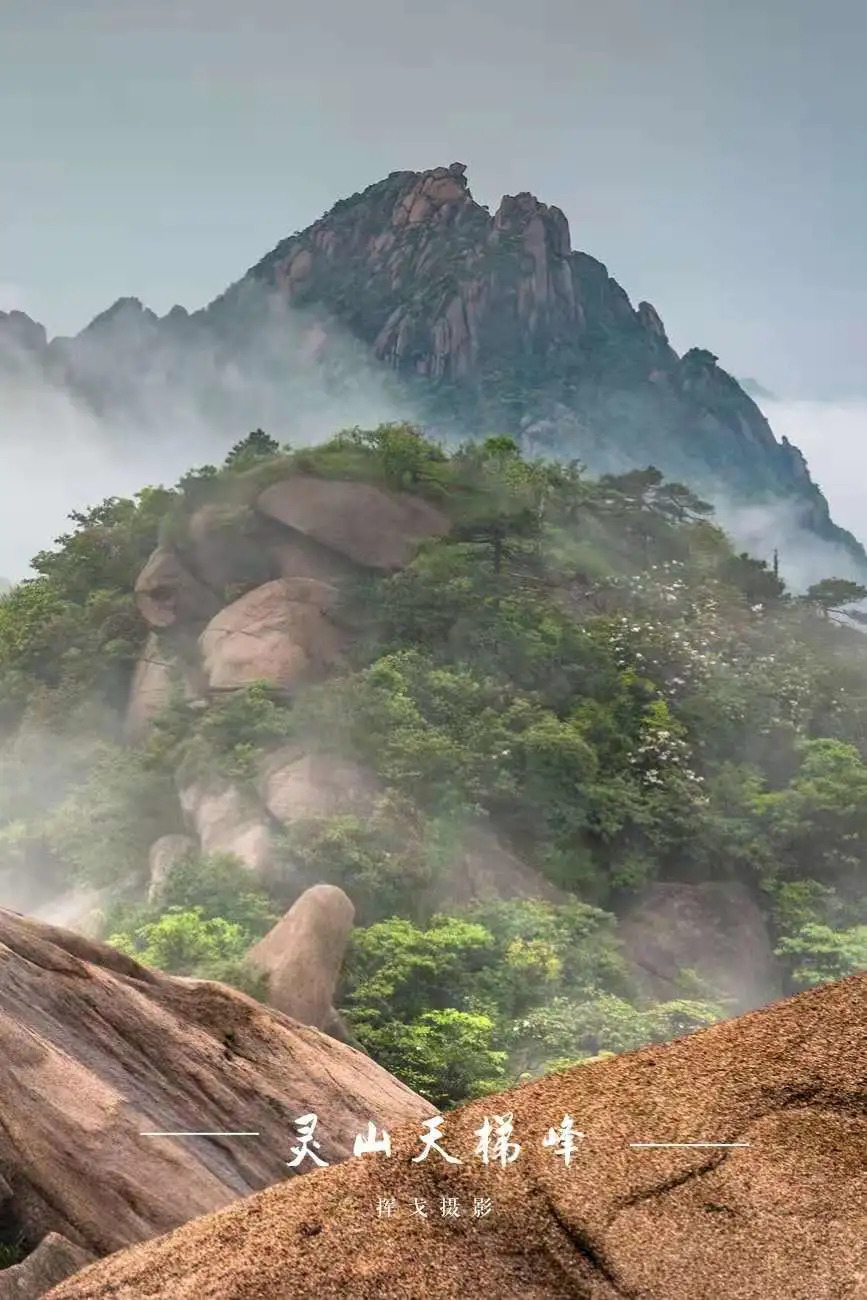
[
  {"xmin": 0, "ymin": 1234, "xmax": 96, "ymax": 1300},
  {"xmin": 257, "ymin": 476, "xmax": 449, "ymax": 571},
  {"xmin": 246, "ymin": 884, "xmax": 355, "ymax": 1032},
  {"xmin": 198, "ymin": 577, "xmax": 346, "ymax": 693},
  {"xmin": 0, "ymin": 906, "xmax": 431, "ymax": 1289},
  {"xmin": 1, "ymin": 165, "xmax": 863, "ymax": 576},
  {"xmin": 176, "ymin": 777, "xmax": 273, "ymax": 877},
  {"xmin": 242, "ymin": 165, "xmax": 865, "ymax": 572},
  {"xmin": 47, "ymin": 970, "xmax": 867, "ymax": 1299},
  {"xmin": 617, "ymin": 879, "xmax": 781, "ymax": 1014}
]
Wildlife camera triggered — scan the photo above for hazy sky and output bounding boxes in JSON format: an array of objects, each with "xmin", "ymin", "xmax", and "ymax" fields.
[{"xmin": 1, "ymin": 0, "xmax": 866, "ymax": 402}]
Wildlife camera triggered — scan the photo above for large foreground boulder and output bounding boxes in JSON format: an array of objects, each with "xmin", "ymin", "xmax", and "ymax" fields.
[
  {"xmin": 0, "ymin": 907, "xmax": 431, "ymax": 1293},
  {"xmin": 48, "ymin": 972, "xmax": 867, "ymax": 1299}
]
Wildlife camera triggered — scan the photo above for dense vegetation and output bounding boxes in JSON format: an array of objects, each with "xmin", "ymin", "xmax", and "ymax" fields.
[{"xmin": 2, "ymin": 424, "xmax": 867, "ymax": 1112}]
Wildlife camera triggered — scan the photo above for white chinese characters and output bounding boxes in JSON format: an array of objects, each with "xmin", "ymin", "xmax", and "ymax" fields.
[
  {"xmin": 287, "ymin": 1111, "xmax": 590, "ymax": 1170},
  {"xmin": 286, "ymin": 1113, "xmax": 328, "ymax": 1168}
]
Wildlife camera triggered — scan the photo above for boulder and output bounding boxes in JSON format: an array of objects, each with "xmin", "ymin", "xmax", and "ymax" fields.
[
  {"xmin": 124, "ymin": 634, "xmax": 207, "ymax": 741},
  {"xmin": 0, "ymin": 907, "xmax": 431, "ymax": 1275},
  {"xmin": 147, "ymin": 834, "xmax": 198, "ymax": 904},
  {"xmin": 123, "ymin": 633, "xmax": 174, "ymax": 741},
  {"xmin": 177, "ymin": 779, "xmax": 272, "ymax": 878},
  {"xmin": 185, "ymin": 502, "xmax": 279, "ymax": 595},
  {"xmin": 617, "ymin": 880, "xmax": 781, "ymax": 1014},
  {"xmin": 320, "ymin": 1005, "xmax": 365, "ymax": 1051},
  {"xmin": 134, "ymin": 546, "xmax": 220, "ymax": 630},
  {"xmin": 246, "ymin": 885, "xmax": 355, "ymax": 1032},
  {"xmin": 429, "ymin": 821, "xmax": 569, "ymax": 909},
  {"xmin": 0, "ymin": 1234, "xmax": 96, "ymax": 1300},
  {"xmin": 199, "ymin": 578, "xmax": 345, "ymax": 693},
  {"xmin": 257, "ymin": 747, "xmax": 378, "ymax": 826},
  {"xmin": 257, "ymin": 476, "xmax": 449, "ymax": 571},
  {"xmin": 46, "ymin": 972, "xmax": 867, "ymax": 1300},
  {"xmin": 271, "ymin": 533, "xmax": 357, "ymax": 586}
]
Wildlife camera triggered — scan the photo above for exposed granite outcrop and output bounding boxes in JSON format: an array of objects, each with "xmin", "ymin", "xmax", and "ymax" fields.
[
  {"xmin": 0, "ymin": 906, "xmax": 431, "ymax": 1288},
  {"xmin": 47, "ymin": 970, "xmax": 867, "ymax": 1299}
]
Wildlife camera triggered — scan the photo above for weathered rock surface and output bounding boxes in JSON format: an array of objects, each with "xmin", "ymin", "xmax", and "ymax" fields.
[
  {"xmin": 430, "ymin": 821, "xmax": 569, "ymax": 909},
  {"xmin": 134, "ymin": 546, "xmax": 220, "ymax": 630},
  {"xmin": 146, "ymin": 833, "xmax": 198, "ymax": 903},
  {"xmin": 177, "ymin": 779, "xmax": 272, "ymax": 877},
  {"xmin": 124, "ymin": 632, "xmax": 208, "ymax": 741},
  {"xmin": 257, "ymin": 747, "xmax": 378, "ymax": 826},
  {"xmin": 123, "ymin": 632, "xmax": 174, "ymax": 742},
  {"xmin": 617, "ymin": 880, "xmax": 781, "ymax": 1014},
  {"xmin": 184, "ymin": 502, "xmax": 279, "ymax": 595},
  {"xmin": 3, "ymin": 168, "xmax": 865, "ymax": 577},
  {"xmin": 246, "ymin": 884, "xmax": 355, "ymax": 1032},
  {"xmin": 0, "ymin": 906, "xmax": 431, "ymax": 1290},
  {"xmin": 244, "ymin": 164, "xmax": 867, "ymax": 575},
  {"xmin": 199, "ymin": 577, "xmax": 345, "ymax": 692},
  {"xmin": 48, "ymin": 971, "xmax": 867, "ymax": 1299},
  {"xmin": 271, "ymin": 532, "xmax": 358, "ymax": 586},
  {"xmin": 257, "ymin": 476, "xmax": 449, "ymax": 572},
  {"xmin": 0, "ymin": 1234, "xmax": 96, "ymax": 1300}
]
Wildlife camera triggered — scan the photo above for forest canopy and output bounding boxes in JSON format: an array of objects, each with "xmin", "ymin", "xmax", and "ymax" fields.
[{"xmin": 2, "ymin": 424, "xmax": 867, "ymax": 1109}]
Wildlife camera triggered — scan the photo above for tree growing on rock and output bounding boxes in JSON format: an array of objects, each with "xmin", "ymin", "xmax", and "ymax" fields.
[{"xmin": 802, "ymin": 577, "xmax": 867, "ymax": 619}]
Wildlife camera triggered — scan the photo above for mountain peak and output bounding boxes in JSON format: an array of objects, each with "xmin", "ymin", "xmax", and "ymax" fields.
[
  {"xmin": 0, "ymin": 164, "xmax": 862, "ymax": 579},
  {"xmin": 0, "ymin": 309, "xmax": 47, "ymax": 353},
  {"xmin": 83, "ymin": 297, "xmax": 157, "ymax": 333}
]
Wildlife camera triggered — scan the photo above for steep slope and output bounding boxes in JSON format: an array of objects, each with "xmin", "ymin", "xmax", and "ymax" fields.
[
  {"xmin": 1, "ymin": 163, "xmax": 864, "ymax": 580},
  {"xmin": 48, "ymin": 970, "xmax": 867, "ymax": 1299},
  {"xmin": 238, "ymin": 164, "xmax": 864, "ymax": 574},
  {"xmin": 0, "ymin": 906, "xmax": 431, "ymax": 1290}
]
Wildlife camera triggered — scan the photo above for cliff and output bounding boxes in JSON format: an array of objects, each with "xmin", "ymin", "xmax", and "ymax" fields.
[
  {"xmin": 1, "ymin": 162, "xmax": 864, "ymax": 579},
  {"xmin": 239, "ymin": 164, "xmax": 863, "ymax": 568}
]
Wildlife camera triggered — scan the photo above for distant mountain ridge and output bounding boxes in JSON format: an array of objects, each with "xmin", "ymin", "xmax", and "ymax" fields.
[{"xmin": 1, "ymin": 162, "xmax": 864, "ymax": 581}]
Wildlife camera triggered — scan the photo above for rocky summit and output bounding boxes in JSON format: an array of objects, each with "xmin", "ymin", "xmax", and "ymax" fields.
[
  {"xmin": 0, "ymin": 163, "xmax": 863, "ymax": 581},
  {"xmin": 45, "ymin": 970, "xmax": 867, "ymax": 1299}
]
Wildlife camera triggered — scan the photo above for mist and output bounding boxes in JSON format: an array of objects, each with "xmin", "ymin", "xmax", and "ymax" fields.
[
  {"xmin": 3, "ymin": 290, "xmax": 867, "ymax": 595},
  {"xmin": 762, "ymin": 399, "xmax": 867, "ymax": 549},
  {"xmin": 0, "ymin": 285, "xmax": 417, "ymax": 580}
]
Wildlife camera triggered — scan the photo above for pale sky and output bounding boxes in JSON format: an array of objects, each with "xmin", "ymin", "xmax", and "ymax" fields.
[{"xmin": 1, "ymin": 0, "xmax": 866, "ymax": 402}]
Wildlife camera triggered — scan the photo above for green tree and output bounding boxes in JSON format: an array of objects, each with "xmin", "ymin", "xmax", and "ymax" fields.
[
  {"xmin": 356, "ymin": 1010, "xmax": 508, "ymax": 1110},
  {"xmin": 774, "ymin": 922, "xmax": 867, "ymax": 988},
  {"xmin": 151, "ymin": 850, "xmax": 278, "ymax": 937},
  {"xmin": 224, "ymin": 429, "xmax": 281, "ymax": 469},
  {"xmin": 719, "ymin": 552, "xmax": 787, "ymax": 604},
  {"xmin": 44, "ymin": 745, "xmax": 180, "ymax": 888},
  {"xmin": 803, "ymin": 578, "xmax": 867, "ymax": 619},
  {"xmin": 753, "ymin": 737, "xmax": 867, "ymax": 909},
  {"xmin": 108, "ymin": 905, "xmax": 268, "ymax": 996}
]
